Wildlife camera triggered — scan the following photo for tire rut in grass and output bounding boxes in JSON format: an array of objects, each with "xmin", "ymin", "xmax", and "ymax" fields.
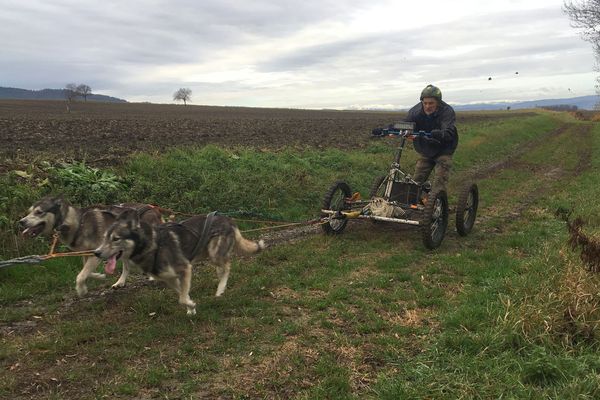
[
  {"xmin": 466, "ymin": 123, "xmax": 571, "ymax": 182},
  {"xmin": 476, "ymin": 123, "xmax": 593, "ymax": 229}
]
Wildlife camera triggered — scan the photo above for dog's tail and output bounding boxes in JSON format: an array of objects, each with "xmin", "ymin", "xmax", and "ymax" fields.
[{"xmin": 234, "ymin": 227, "xmax": 265, "ymax": 255}]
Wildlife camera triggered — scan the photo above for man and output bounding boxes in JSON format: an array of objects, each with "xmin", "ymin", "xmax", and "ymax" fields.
[
  {"xmin": 374, "ymin": 84, "xmax": 458, "ymax": 194},
  {"xmin": 406, "ymin": 84, "xmax": 458, "ymax": 194}
]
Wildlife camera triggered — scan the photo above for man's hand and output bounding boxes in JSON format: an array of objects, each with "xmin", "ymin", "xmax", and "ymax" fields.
[
  {"xmin": 431, "ymin": 129, "xmax": 445, "ymax": 141},
  {"xmin": 372, "ymin": 127, "xmax": 384, "ymax": 136},
  {"xmin": 423, "ymin": 136, "xmax": 441, "ymax": 146}
]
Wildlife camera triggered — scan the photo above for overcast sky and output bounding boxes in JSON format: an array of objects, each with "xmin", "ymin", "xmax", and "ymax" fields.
[{"xmin": 1, "ymin": 0, "xmax": 597, "ymax": 109}]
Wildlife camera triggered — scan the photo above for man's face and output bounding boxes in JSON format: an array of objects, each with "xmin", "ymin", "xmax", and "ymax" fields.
[{"xmin": 421, "ymin": 97, "xmax": 438, "ymax": 115}]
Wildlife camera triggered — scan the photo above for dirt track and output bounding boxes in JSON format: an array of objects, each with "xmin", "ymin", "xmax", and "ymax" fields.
[{"xmin": 0, "ymin": 100, "xmax": 535, "ymax": 168}]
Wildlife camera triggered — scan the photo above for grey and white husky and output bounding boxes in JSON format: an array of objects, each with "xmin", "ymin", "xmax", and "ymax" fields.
[
  {"xmin": 94, "ymin": 209, "xmax": 265, "ymax": 315},
  {"xmin": 18, "ymin": 196, "xmax": 162, "ymax": 295}
]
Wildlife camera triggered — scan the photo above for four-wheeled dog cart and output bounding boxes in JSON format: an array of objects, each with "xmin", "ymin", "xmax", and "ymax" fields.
[{"xmin": 320, "ymin": 122, "xmax": 478, "ymax": 249}]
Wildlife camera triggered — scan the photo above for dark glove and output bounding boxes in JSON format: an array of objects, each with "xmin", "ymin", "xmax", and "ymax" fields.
[
  {"xmin": 423, "ymin": 136, "xmax": 441, "ymax": 146},
  {"xmin": 413, "ymin": 135, "xmax": 441, "ymax": 158},
  {"xmin": 371, "ymin": 127, "xmax": 384, "ymax": 136},
  {"xmin": 431, "ymin": 129, "xmax": 444, "ymax": 141}
]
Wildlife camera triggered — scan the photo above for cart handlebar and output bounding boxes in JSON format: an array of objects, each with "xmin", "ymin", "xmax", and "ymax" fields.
[{"xmin": 380, "ymin": 128, "xmax": 432, "ymax": 138}]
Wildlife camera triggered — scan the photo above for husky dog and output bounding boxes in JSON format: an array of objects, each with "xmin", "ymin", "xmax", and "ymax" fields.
[
  {"xmin": 18, "ymin": 196, "xmax": 162, "ymax": 296},
  {"xmin": 94, "ymin": 209, "xmax": 265, "ymax": 315}
]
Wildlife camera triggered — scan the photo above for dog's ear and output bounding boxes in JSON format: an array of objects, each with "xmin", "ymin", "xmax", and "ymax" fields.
[
  {"xmin": 55, "ymin": 194, "xmax": 69, "ymax": 216},
  {"xmin": 43, "ymin": 194, "xmax": 67, "ymax": 216},
  {"xmin": 118, "ymin": 209, "xmax": 141, "ymax": 229},
  {"xmin": 129, "ymin": 211, "xmax": 141, "ymax": 230},
  {"xmin": 50, "ymin": 194, "xmax": 64, "ymax": 203}
]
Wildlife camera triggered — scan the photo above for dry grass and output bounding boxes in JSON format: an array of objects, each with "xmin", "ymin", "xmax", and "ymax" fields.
[
  {"xmin": 501, "ymin": 241, "xmax": 600, "ymax": 348},
  {"xmin": 556, "ymin": 256, "xmax": 600, "ymax": 344},
  {"xmin": 565, "ymin": 217, "xmax": 600, "ymax": 272}
]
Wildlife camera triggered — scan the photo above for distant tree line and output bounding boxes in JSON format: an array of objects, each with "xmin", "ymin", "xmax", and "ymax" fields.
[
  {"xmin": 64, "ymin": 83, "xmax": 93, "ymax": 102},
  {"xmin": 0, "ymin": 86, "xmax": 126, "ymax": 102},
  {"xmin": 61, "ymin": 84, "xmax": 193, "ymax": 106},
  {"xmin": 539, "ymin": 104, "xmax": 579, "ymax": 111}
]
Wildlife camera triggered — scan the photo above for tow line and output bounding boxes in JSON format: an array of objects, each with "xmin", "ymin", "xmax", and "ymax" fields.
[
  {"xmin": 1, "ymin": 212, "xmax": 326, "ymax": 269},
  {"xmin": 0, "ymin": 250, "xmax": 95, "ymax": 269}
]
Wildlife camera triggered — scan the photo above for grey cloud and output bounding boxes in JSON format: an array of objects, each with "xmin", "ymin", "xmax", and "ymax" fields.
[
  {"xmin": 258, "ymin": 37, "xmax": 376, "ymax": 72},
  {"xmin": 257, "ymin": 7, "xmax": 573, "ymax": 74},
  {"xmin": 0, "ymin": 1, "xmax": 593, "ymax": 107},
  {"xmin": 1, "ymin": 0, "xmax": 372, "ymax": 64},
  {"xmin": 0, "ymin": 0, "xmax": 376, "ymax": 92}
]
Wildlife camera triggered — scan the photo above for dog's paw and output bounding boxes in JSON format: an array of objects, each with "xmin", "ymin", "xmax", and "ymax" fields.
[
  {"xmin": 76, "ymin": 284, "xmax": 88, "ymax": 297},
  {"xmin": 90, "ymin": 273, "xmax": 106, "ymax": 280},
  {"xmin": 186, "ymin": 308, "xmax": 197, "ymax": 316},
  {"xmin": 111, "ymin": 281, "xmax": 126, "ymax": 289}
]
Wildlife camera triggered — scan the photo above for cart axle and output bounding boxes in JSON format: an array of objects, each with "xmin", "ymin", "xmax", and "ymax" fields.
[{"xmin": 320, "ymin": 209, "xmax": 421, "ymax": 226}]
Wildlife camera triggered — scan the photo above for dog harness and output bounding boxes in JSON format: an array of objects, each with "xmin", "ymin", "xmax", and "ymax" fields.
[{"xmin": 191, "ymin": 211, "xmax": 218, "ymax": 256}]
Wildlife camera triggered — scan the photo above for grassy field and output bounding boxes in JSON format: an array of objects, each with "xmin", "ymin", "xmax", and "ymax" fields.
[{"xmin": 1, "ymin": 109, "xmax": 600, "ymax": 399}]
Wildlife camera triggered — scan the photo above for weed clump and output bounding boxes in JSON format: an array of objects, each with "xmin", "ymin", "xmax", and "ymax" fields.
[
  {"xmin": 497, "ymin": 209, "xmax": 600, "ymax": 349},
  {"xmin": 556, "ymin": 208, "xmax": 600, "ymax": 272}
]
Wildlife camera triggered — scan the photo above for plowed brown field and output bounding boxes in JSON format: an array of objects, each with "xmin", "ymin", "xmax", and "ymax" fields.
[{"xmin": 0, "ymin": 99, "xmax": 533, "ymax": 168}]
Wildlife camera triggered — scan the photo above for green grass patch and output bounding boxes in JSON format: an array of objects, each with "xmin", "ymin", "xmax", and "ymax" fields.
[{"xmin": 3, "ymin": 111, "xmax": 600, "ymax": 399}]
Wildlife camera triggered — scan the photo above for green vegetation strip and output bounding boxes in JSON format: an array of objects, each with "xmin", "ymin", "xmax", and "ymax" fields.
[{"xmin": 3, "ymin": 112, "xmax": 600, "ymax": 398}]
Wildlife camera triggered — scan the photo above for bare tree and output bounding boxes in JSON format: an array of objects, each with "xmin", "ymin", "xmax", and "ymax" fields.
[
  {"xmin": 76, "ymin": 84, "xmax": 92, "ymax": 101},
  {"xmin": 564, "ymin": 1, "xmax": 600, "ymax": 48},
  {"xmin": 64, "ymin": 83, "xmax": 79, "ymax": 112},
  {"xmin": 64, "ymin": 83, "xmax": 79, "ymax": 102},
  {"xmin": 173, "ymin": 88, "xmax": 192, "ymax": 105},
  {"xmin": 564, "ymin": 1, "xmax": 600, "ymax": 105}
]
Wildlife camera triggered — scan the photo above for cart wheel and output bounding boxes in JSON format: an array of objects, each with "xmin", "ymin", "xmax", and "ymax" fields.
[
  {"xmin": 321, "ymin": 181, "xmax": 352, "ymax": 235},
  {"xmin": 369, "ymin": 175, "xmax": 387, "ymax": 199},
  {"xmin": 421, "ymin": 189, "xmax": 448, "ymax": 249},
  {"xmin": 455, "ymin": 183, "xmax": 478, "ymax": 236}
]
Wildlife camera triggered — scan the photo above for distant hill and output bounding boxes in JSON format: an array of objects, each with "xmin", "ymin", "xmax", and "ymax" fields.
[
  {"xmin": 452, "ymin": 95, "xmax": 599, "ymax": 111},
  {"xmin": 0, "ymin": 87, "xmax": 127, "ymax": 103}
]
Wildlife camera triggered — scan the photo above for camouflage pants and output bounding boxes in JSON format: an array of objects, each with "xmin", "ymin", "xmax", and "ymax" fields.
[{"xmin": 413, "ymin": 154, "xmax": 453, "ymax": 193}]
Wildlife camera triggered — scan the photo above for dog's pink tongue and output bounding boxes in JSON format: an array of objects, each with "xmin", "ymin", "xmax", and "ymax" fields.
[{"xmin": 104, "ymin": 255, "xmax": 117, "ymax": 275}]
